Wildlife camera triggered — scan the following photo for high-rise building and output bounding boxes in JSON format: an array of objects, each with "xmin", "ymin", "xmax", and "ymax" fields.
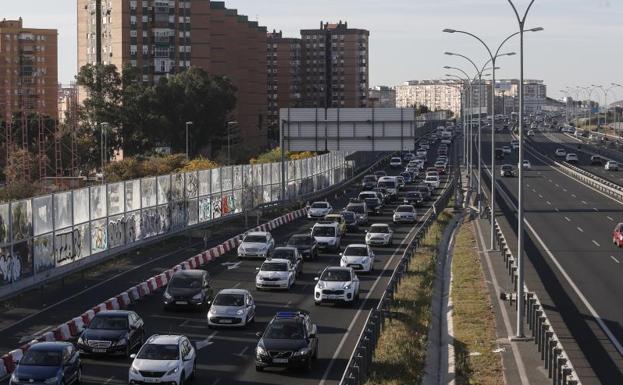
[
  {"xmin": 266, "ymin": 30, "xmax": 301, "ymax": 134},
  {"xmin": 0, "ymin": 18, "xmax": 58, "ymax": 120},
  {"xmin": 369, "ymin": 86, "xmax": 396, "ymax": 108},
  {"xmin": 396, "ymin": 80, "xmax": 466, "ymax": 117},
  {"xmin": 494, "ymin": 79, "xmax": 547, "ymax": 115},
  {"xmin": 300, "ymin": 21, "xmax": 369, "ymax": 108},
  {"xmin": 77, "ymin": 0, "xmax": 267, "ymax": 147}
]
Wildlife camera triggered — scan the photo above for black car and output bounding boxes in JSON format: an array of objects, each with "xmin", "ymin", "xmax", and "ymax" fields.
[
  {"xmin": 77, "ymin": 310, "xmax": 144, "ymax": 357},
  {"xmin": 341, "ymin": 211, "xmax": 359, "ymax": 232},
  {"xmin": 271, "ymin": 247, "xmax": 303, "ymax": 277},
  {"xmin": 414, "ymin": 184, "xmax": 433, "ymax": 200},
  {"xmin": 364, "ymin": 197, "xmax": 382, "ymax": 215},
  {"xmin": 361, "ymin": 175, "xmax": 377, "ymax": 190},
  {"xmin": 287, "ymin": 234, "xmax": 318, "ymax": 260},
  {"xmin": 373, "ymin": 170, "xmax": 387, "ymax": 179},
  {"xmin": 255, "ymin": 311, "xmax": 319, "ymax": 371},
  {"xmin": 399, "ymin": 172, "xmax": 414, "ymax": 184},
  {"xmin": 163, "ymin": 269, "xmax": 213, "ymax": 310},
  {"xmin": 403, "ymin": 191, "xmax": 424, "ymax": 207},
  {"xmin": 495, "ymin": 149, "xmax": 504, "ymax": 160},
  {"xmin": 372, "ymin": 187, "xmax": 390, "ymax": 203}
]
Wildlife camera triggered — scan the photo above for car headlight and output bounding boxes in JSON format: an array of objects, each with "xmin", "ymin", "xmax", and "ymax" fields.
[
  {"xmin": 238, "ymin": 246, "xmax": 245, "ymax": 253},
  {"xmin": 115, "ymin": 337, "xmax": 128, "ymax": 346},
  {"xmin": 343, "ymin": 283, "xmax": 351, "ymax": 290},
  {"xmin": 256, "ymin": 345, "xmax": 267, "ymax": 357},
  {"xmin": 44, "ymin": 377, "xmax": 59, "ymax": 384},
  {"xmin": 130, "ymin": 366, "xmax": 140, "ymax": 375},
  {"xmin": 365, "ymin": 233, "xmax": 371, "ymax": 240},
  {"xmin": 236, "ymin": 309, "xmax": 245, "ymax": 315},
  {"xmin": 164, "ymin": 291, "xmax": 172, "ymax": 300},
  {"xmin": 166, "ymin": 366, "xmax": 180, "ymax": 376},
  {"xmin": 10, "ymin": 374, "xmax": 18, "ymax": 383},
  {"xmin": 78, "ymin": 336, "xmax": 85, "ymax": 344},
  {"xmin": 294, "ymin": 347, "xmax": 311, "ymax": 356},
  {"xmin": 192, "ymin": 292, "xmax": 203, "ymax": 300},
  {"xmin": 316, "ymin": 281, "xmax": 325, "ymax": 289}
]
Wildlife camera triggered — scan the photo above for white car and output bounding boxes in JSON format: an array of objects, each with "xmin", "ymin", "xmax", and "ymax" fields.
[
  {"xmin": 527, "ymin": 130, "xmax": 535, "ymax": 137},
  {"xmin": 238, "ymin": 231, "xmax": 275, "ymax": 258},
  {"xmin": 565, "ymin": 153, "xmax": 578, "ymax": 163},
  {"xmin": 520, "ymin": 160, "xmax": 531, "ymax": 170},
  {"xmin": 340, "ymin": 244, "xmax": 375, "ymax": 272},
  {"xmin": 390, "ymin": 157, "xmax": 403, "ymax": 167},
  {"xmin": 393, "ymin": 205, "xmax": 417, "ymax": 224},
  {"xmin": 208, "ymin": 289, "xmax": 255, "ymax": 328},
  {"xmin": 440, "ymin": 138, "xmax": 452, "ymax": 145},
  {"xmin": 424, "ymin": 175, "xmax": 440, "ymax": 189},
  {"xmin": 555, "ymin": 148, "xmax": 567, "ymax": 157},
  {"xmin": 502, "ymin": 146, "xmax": 512, "ymax": 154},
  {"xmin": 307, "ymin": 201, "xmax": 332, "ymax": 219},
  {"xmin": 129, "ymin": 335, "xmax": 196, "ymax": 385},
  {"xmin": 255, "ymin": 259, "xmax": 296, "ymax": 290},
  {"xmin": 365, "ymin": 223, "xmax": 394, "ymax": 246},
  {"xmin": 500, "ymin": 164, "xmax": 515, "ymax": 177},
  {"xmin": 403, "ymin": 152, "xmax": 415, "ymax": 162},
  {"xmin": 314, "ymin": 267, "xmax": 360, "ymax": 305},
  {"xmin": 416, "ymin": 149, "xmax": 428, "ymax": 157},
  {"xmin": 419, "ymin": 144, "xmax": 430, "ymax": 150},
  {"xmin": 605, "ymin": 161, "xmax": 619, "ymax": 171},
  {"xmin": 311, "ymin": 221, "xmax": 341, "ymax": 252}
]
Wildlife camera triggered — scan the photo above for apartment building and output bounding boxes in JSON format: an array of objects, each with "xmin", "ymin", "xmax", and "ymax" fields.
[
  {"xmin": 266, "ymin": 30, "xmax": 301, "ymax": 132},
  {"xmin": 300, "ymin": 21, "xmax": 369, "ymax": 108},
  {"xmin": 369, "ymin": 86, "xmax": 396, "ymax": 108},
  {"xmin": 396, "ymin": 80, "xmax": 465, "ymax": 117},
  {"xmin": 0, "ymin": 18, "xmax": 58, "ymax": 120},
  {"xmin": 77, "ymin": 0, "xmax": 267, "ymax": 146},
  {"xmin": 495, "ymin": 79, "xmax": 547, "ymax": 115}
]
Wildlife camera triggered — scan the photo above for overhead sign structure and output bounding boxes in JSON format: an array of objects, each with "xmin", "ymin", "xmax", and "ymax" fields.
[{"xmin": 280, "ymin": 108, "xmax": 444, "ymax": 152}]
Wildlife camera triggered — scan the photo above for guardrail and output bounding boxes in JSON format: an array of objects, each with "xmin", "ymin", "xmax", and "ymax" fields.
[{"xmin": 339, "ymin": 170, "xmax": 458, "ymax": 385}]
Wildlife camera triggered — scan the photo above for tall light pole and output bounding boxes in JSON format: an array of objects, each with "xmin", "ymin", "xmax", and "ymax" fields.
[
  {"xmin": 226, "ymin": 121, "xmax": 238, "ymax": 165},
  {"xmin": 444, "ymin": 27, "xmax": 540, "ymax": 250},
  {"xmin": 593, "ymin": 85, "xmax": 616, "ymax": 130},
  {"xmin": 445, "ymin": 75, "xmax": 469, "ymax": 166},
  {"xmin": 560, "ymin": 89, "xmax": 570, "ymax": 124},
  {"xmin": 185, "ymin": 121, "xmax": 193, "ymax": 161},
  {"xmin": 280, "ymin": 119, "xmax": 287, "ymax": 201},
  {"xmin": 507, "ymin": 0, "xmax": 539, "ymax": 339},
  {"xmin": 101, "ymin": 122, "xmax": 109, "ymax": 184},
  {"xmin": 612, "ymin": 83, "xmax": 623, "ymax": 133}
]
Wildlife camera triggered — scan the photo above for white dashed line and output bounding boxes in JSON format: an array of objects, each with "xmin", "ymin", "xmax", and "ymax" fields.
[
  {"xmin": 548, "ymin": 179, "xmax": 553, "ymax": 183},
  {"xmin": 563, "ymin": 188, "xmax": 568, "ymax": 192},
  {"xmin": 571, "ymin": 194, "xmax": 577, "ymax": 198},
  {"xmin": 593, "ymin": 208, "xmax": 599, "ymax": 212},
  {"xmin": 592, "ymin": 240, "xmax": 600, "ymax": 247},
  {"xmin": 577, "ymin": 227, "xmax": 584, "ymax": 233},
  {"xmin": 546, "ymin": 201, "xmax": 552, "ymax": 205},
  {"xmin": 538, "ymin": 194, "xmax": 543, "ymax": 199},
  {"xmin": 564, "ymin": 217, "xmax": 571, "ymax": 222},
  {"xmin": 555, "ymin": 208, "xmax": 560, "ymax": 212},
  {"xmin": 607, "ymin": 216, "xmax": 614, "ymax": 221},
  {"xmin": 581, "ymin": 200, "xmax": 587, "ymax": 205},
  {"xmin": 532, "ymin": 189, "xmax": 537, "ymax": 193},
  {"xmin": 555, "ymin": 184, "xmax": 560, "ymax": 187},
  {"xmin": 611, "ymin": 256, "xmax": 621, "ymax": 264}
]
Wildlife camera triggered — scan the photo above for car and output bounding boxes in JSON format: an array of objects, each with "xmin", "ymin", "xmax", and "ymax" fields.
[
  {"xmin": 10, "ymin": 342, "xmax": 81, "ymax": 385},
  {"xmin": 373, "ymin": 170, "xmax": 387, "ymax": 179},
  {"xmin": 390, "ymin": 156, "xmax": 403, "ymax": 167},
  {"xmin": 430, "ymin": 133, "xmax": 438, "ymax": 140},
  {"xmin": 340, "ymin": 244, "xmax": 375, "ymax": 272},
  {"xmin": 359, "ymin": 191, "xmax": 383, "ymax": 215},
  {"xmin": 307, "ymin": 201, "xmax": 332, "ymax": 219},
  {"xmin": 255, "ymin": 311, "xmax": 318, "ymax": 372},
  {"xmin": 495, "ymin": 149, "xmax": 505, "ymax": 160},
  {"xmin": 399, "ymin": 171, "xmax": 414, "ymax": 184},
  {"xmin": 255, "ymin": 259, "xmax": 296, "ymax": 290},
  {"xmin": 208, "ymin": 289, "xmax": 256, "ymax": 328},
  {"xmin": 605, "ymin": 161, "xmax": 619, "ymax": 171},
  {"xmin": 271, "ymin": 247, "xmax": 303, "ymax": 277},
  {"xmin": 414, "ymin": 184, "xmax": 433, "ymax": 200},
  {"xmin": 163, "ymin": 269, "xmax": 213, "ymax": 310},
  {"xmin": 424, "ymin": 175, "xmax": 440, "ymax": 189},
  {"xmin": 527, "ymin": 129, "xmax": 535, "ymax": 137},
  {"xmin": 612, "ymin": 223, "xmax": 623, "ymax": 247},
  {"xmin": 403, "ymin": 152, "xmax": 416, "ymax": 162},
  {"xmin": 419, "ymin": 143, "xmax": 430, "ymax": 150},
  {"xmin": 393, "ymin": 205, "xmax": 417, "ymax": 224},
  {"xmin": 440, "ymin": 138, "xmax": 452, "ymax": 145},
  {"xmin": 396, "ymin": 176, "xmax": 406, "ymax": 189},
  {"xmin": 341, "ymin": 210, "xmax": 359, "ymax": 232},
  {"xmin": 565, "ymin": 153, "xmax": 579, "ymax": 163},
  {"xmin": 77, "ymin": 310, "xmax": 144, "ymax": 357},
  {"xmin": 365, "ymin": 223, "xmax": 394, "ymax": 247},
  {"xmin": 555, "ymin": 148, "xmax": 566, "ymax": 157},
  {"xmin": 361, "ymin": 175, "xmax": 378, "ymax": 190},
  {"xmin": 425, "ymin": 169, "xmax": 439, "ymax": 179},
  {"xmin": 238, "ymin": 231, "xmax": 275, "ymax": 258},
  {"xmin": 434, "ymin": 161, "xmax": 447, "ymax": 174},
  {"xmin": 403, "ymin": 191, "xmax": 424, "ymax": 206},
  {"xmin": 521, "ymin": 160, "xmax": 531, "ymax": 170},
  {"xmin": 416, "ymin": 149, "xmax": 428, "ymax": 157},
  {"xmin": 372, "ymin": 187, "xmax": 390, "ymax": 203},
  {"xmin": 129, "ymin": 334, "xmax": 196, "ymax": 385},
  {"xmin": 500, "ymin": 164, "xmax": 515, "ymax": 177},
  {"xmin": 591, "ymin": 155, "xmax": 605, "ymax": 165},
  {"xmin": 311, "ymin": 221, "xmax": 341, "ymax": 252},
  {"xmin": 324, "ymin": 213, "xmax": 347, "ymax": 235},
  {"xmin": 314, "ymin": 267, "xmax": 360, "ymax": 306},
  {"xmin": 502, "ymin": 146, "xmax": 512, "ymax": 154},
  {"xmin": 377, "ymin": 176, "xmax": 399, "ymax": 200},
  {"xmin": 287, "ymin": 234, "xmax": 319, "ymax": 260},
  {"xmin": 345, "ymin": 201, "xmax": 368, "ymax": 225}
]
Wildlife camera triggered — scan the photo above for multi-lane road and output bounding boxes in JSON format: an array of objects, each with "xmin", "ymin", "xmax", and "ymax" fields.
[
  {"xmin": 478, "ymin": 126, "xmax": 623, "ymax": 384},
  {"xmin": 1, "ymin": 139, "xmax": 454, "ymax": 385}
]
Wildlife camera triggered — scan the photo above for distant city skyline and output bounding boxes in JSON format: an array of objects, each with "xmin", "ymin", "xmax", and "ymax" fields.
[{"xmin": 4, "ymin": 0, "xmax": 622, "ymax": 101}]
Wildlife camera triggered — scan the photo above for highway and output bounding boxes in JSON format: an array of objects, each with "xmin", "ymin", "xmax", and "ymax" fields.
[
  {"xmin": 478, "ymin": 127, "xmax": 623, "ymax": 384},
  {"xmin": 1, "ymin": 140, "xmax": 454, "ymax": 385}
]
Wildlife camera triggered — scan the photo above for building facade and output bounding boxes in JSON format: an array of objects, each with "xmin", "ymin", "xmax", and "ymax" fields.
[
  {"xmin": 77, "ymin": 0, "xmax": 268, "ymax": 147},
  {"xmin": 494, "ymin": 79, "xmax": 547, "ymax": 115},
  {"xmin": 300, "ymin": 21, "xmax": 369, "ymax": 108},
  {"xmin": 0, "ymin": 18, "xmax": 58, "ymax": 120},
  {"xmin": 396, "ymin": 80, "xmax": 466, "ymax": 117},
  {"xmin": 369, "ymin": 86, "xmax": 396, "ymax": 108}
]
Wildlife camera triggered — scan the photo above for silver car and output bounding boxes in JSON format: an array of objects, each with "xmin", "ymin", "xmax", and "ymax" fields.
[
  {"xmin": 393, "ymin": 205, "xmax": 417, "ymax": 224},
  {"xmin": 208, "ymin": 289, "xmax": 256, "ymax": 328}
]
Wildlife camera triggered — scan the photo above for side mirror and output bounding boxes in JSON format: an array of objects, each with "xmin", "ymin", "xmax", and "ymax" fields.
[
  {"xmin": 130, "ymin": 354, "xmax": 137, "ymax": 359},
  {"xmin": 255, "ymin": 267, "xmax": 260, "ymax": 271},
  {"xmin": 314, "ymin": 277, "xmax": 319, "ymax": 281}
]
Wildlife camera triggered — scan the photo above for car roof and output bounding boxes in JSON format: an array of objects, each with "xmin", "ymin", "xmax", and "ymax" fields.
[
  {"xmin": 29, "ymin": 342, "xmax": 72, "ymax": 351},
  {"xmin": 246, "ymin": 231, "xmax": 269, "ymax": 236},
  {"xmin": 274, "ymin": 246, "xmax": 297, "ymax": 252},
  {"xmin": 263, "ymin": 258, "xmax": 290, "ymax": 264},
  {"xmin": 313, "ymin": 222, "xmax": 338, "ymax": 227},
  {"xmin": 370, "ymin": 223, "xmax": 389, "ymax": 227},
  {"xmin": 291, "ymin": 233, "xmax": 313, "ymax": 238},
  {"xmin": 216, "ymin": 288, "xmax": 249, "ymax": 296},
  {"xmin": 345, "ymin": 244, "xmax": 368, "ymax": 248},
  {"xmin": 172, "ymin": 269, "xmax": 205, "ymax": 278},
  {"xmin": 311, "ymin": 201, "xmax": 329, "ymax": 205},
  {"xmin": 93, "ymin": 310, "xmax": 132, "ymax": 317},
  {"xmin": 146, "ymin": 335, "xmax": 183, "ymax": 345}
]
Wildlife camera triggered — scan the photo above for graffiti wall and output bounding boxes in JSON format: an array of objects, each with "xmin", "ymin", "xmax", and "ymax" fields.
[{"xmin": 33, "ymin": 234, "xmax": 54, "ymax": 274}]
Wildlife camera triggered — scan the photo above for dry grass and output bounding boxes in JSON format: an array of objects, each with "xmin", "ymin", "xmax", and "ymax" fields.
[
  {"xmin": 452, "ymin": 218, "xmax": 504, "ymax": 385},
  {"xmin": 366, "ymin": 208, "xmax": 454, "ymax": 385}
]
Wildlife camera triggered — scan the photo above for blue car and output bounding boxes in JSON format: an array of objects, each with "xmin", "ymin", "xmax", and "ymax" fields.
[{"xmin": 10, "ymin": 342, "xmax": 81, "ymax": 385}]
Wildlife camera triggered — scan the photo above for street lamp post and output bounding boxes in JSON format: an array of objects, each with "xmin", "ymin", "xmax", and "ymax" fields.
[
  {"xmin": 280, "ymin": 119, "xmax": 287, "ymax": 201},
  {"xmin": 612, "ymin": 83, "xmax": 623, "ymax": 133},
  {"xmin": 101, "ymin": 122, "xmax": 109, "ymax": 184},
  {"xmin": 445, "ymin": 76, "xmax": 469, "ymax": 167},
  {"xmin": 226, "ymin": 121, "xmax": 238, "ymax": 165},
  {"xmin": 185, "ymin": 121, "xmax": 193, "ymax": 161}
]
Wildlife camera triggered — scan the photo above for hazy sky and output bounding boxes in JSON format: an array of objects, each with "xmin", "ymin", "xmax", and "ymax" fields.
[{"xmin": 4, "ymin": 0, "xmax": 623, "ymax": 101}]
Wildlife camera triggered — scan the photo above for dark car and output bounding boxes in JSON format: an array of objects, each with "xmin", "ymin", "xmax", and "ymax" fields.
[
  {"xmin": 10, "ymin": 342, "xmax": 81, "ymax": 385},
  {"xmin": 373, "ymin": 170, "xmax": 387, "ymax": 179},
  {"xmin": 163, "ymin": 269, "xmax": 213, "ymax": 310},
  {"xmin": 590, "ymin": 155, "xmax": 604, "ymax": 165},
  {"xmin": 255, "ymin": 311, "xmax": 319, "ymax": 372},
  {"xmin": 364, "ymin": 197, "xmax": 382, "ymax": 215},
  {"xmin": 372, "ymin": 187, "xmax": 390, "ymax": 203},
  {"xmin": 495, "ymin": 149, "xmax": 504, "ymax": 160},
  {"xmin": 403, "ymin": 191, "xmax": 424, "ymax": 207},
  {"xmin": 271, "ymin": 247, "xmax": 303, "ymax": 277},
  {"xmin": 414, "ymin": 184, "xmax": 433, "ymax": 200},
  {"xmin": 361, "ymin": 175, "xmax": 377, "ymax": 190},
  {"xmin": 77, "ymin": 310, "xmax": 144, "ymax": 357},
  {"xmin": 341, "ymin": 211, "xmax": 359, "ymax": 232},
  {"xmin": 287, "ymin": 234, "xmax": 318, "ymax": 260},
  {"xmin": 399, "ymin": 171, "xmax": 414, "ymax": 184}
]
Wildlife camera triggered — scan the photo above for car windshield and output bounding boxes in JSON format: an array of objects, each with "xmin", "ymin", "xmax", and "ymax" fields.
[
  {"xmin": 213, "ymin": 294, "xmax": 245, "ymax": 307},
  {"xmin": 359, "ymin": 193, "xmax": 375, "ymax": 199},
  {"xmin": 342, "ymin": 212, "xmax": 356, "ymax": 221},
  {"xmin": 426, "ymin": 177, "xmax": 437, "ymax": 181},
  {"xmin": 391, "ymin": 158, "xmax": 401, "ymax": 162},
  {"xmin": 396, "ymin": 206, "xmax": 414, "ymax": 213},
  {"xmin": 288, "ymin": 236, "xmax": 311, "ymax": 246},
  {"xmin": 347, "ymin": 205, "xmax": 364, "ymax": 214},
  {"xmin": 272, "ymin": 249, "xmax": 295, "ymax": 259},
  {"xmin": 378, "ymin": 181, "xmax": 395, "ymax": 188},
  {"xmin": 169, "ymin": 276, "xmax": 202, "ymax": 289},
  {"xmin": 261, "ymin": 262, "xmax": 288, "ymax": 272},
  {"xmin": 264, "ymin": 320, "xmax": 305, "ymax": 340},
  {"xmin": 370, "ymin": 226, "xmax": 389, "ymax": 233},
  {"xmin": 406, "ymin": 192, "xmax": 420, "ymax": 198},
  {"xmin": 312, "ymin": 227, "xmax": 335, "ymax": 237},
  {"xmin": 20, "ymin": 350, "xmax": 62, "ymax": 366},
  {"xmin": 344, "ymin": 247, "xmax": 368, "ymax": 256},
  {"xmin": 363, "ymin": 176, "xmax": 376, "ymax": 182},
  {"xmin": 502, "ymin": 166, "xmax": 513, "ymax": 170},
  {"xmin": 137, "ymin": 344, "xmax": 179, "ymax": 360},
  {"xmin": 311, "ymin": 203, "xmax": 329, "ymax": 209},
  {"xmin": 89, "ymin": 316, "xmax": 128, "ymax": 330},
  {"xmin": 365, "ymin": 198, "xmax": 378, "ymax": 205},
  {"xmin": 321, "ymin": 269, "xmax": 351, "ymax": 281},
  {"xmin": 244, "ymin": 235, "xmax": 267, "ymax": 243}
]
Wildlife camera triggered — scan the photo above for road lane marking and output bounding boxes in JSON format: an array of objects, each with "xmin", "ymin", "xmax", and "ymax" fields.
[
  {"xmin": 571, "ymin": 194, "xmax": 576, "ymax": 198},
  {"xmin": 532, "ymin": 189, "xmax": 537, "ymax": 193},
  {"xmin": 555, "ymin": 184, "xmax": 560, "ymax": 187},
  {"xmin": 581, "ymin": 200, "xmax": 587, "ymax": 205},
  {"xmin": 592, "ymin": 240, "xmax": 600, "ymax": 247},
  {"xmin": 593, "ymin": 208, "xmax": 599, "ymax": 212},
  {"xmin": 234, "ymin": 346, "xmax": 248, "ymax": 357},
  {"xmin": 538, "ymin": 194, "xmax": 543, "ymax": 199},
  {"xmin": 564, "ymin": 217, "xmax": 571, "ymax": 222},
  {"xmin": 563, "ymin": 188, "xmax": 568, "ymax": 192},
  {"xmin": 546, "ymin": 201, "xmax": 551, "ymax": 205},
  {"xmin": 607, "ymin": 216, "xmax": 614, "ymax": 221},
  {"xmin": 196, "ymin": 331, "xmax": 217, "ymax": 350},
  {"xmin": 611, "ymin": 256, "xmax": 621, "ymax": 264},
  {"xmin": 555, "ymin": 208, "xmax": 560, "ymax": 212},
  {"xmin": 548, "ymin": 179, "xmax": 553, "ymax": 183}
]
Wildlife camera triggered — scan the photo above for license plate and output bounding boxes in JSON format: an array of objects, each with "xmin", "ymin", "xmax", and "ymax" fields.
[
  {"xmin": 144, "ymin": 378, "xmax": 160, "ymax": 383},
  {"xmin": 273, "ymin": 358, "xmax": 289, "ymax": 364},
  {"xmin": 327, "ymin": 295, "xmax": 339, "ymax": 300},
  {"xmin": 220, "ymin": 319, "xmax": 233, "ymax": 324},
  {"xmin": 176, "ymin": 301, "xmax": 188, "ymax": 305},
  {"xmin": 92, "ymin": 348, "xmax": 106, "ymax": 353}
]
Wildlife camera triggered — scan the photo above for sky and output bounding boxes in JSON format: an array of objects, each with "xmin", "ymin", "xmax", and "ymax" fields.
[{"xmin": 4, "ymin": 0, "xmax": 623, "ymax": 101}]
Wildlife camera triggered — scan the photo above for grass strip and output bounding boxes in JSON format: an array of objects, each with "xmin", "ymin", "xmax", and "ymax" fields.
[
  {"xmin": 366, "ymin": 208, "xmax": 454, "ymax": 385},
  {"xmin": 452, "ymin": 218, "xmax": 504, "ymax": 385}
]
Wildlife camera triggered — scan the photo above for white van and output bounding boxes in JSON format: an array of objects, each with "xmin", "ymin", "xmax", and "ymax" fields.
[{"xmin": 377, "ymin": 176, "xmax": 399, "ymax": 199}]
